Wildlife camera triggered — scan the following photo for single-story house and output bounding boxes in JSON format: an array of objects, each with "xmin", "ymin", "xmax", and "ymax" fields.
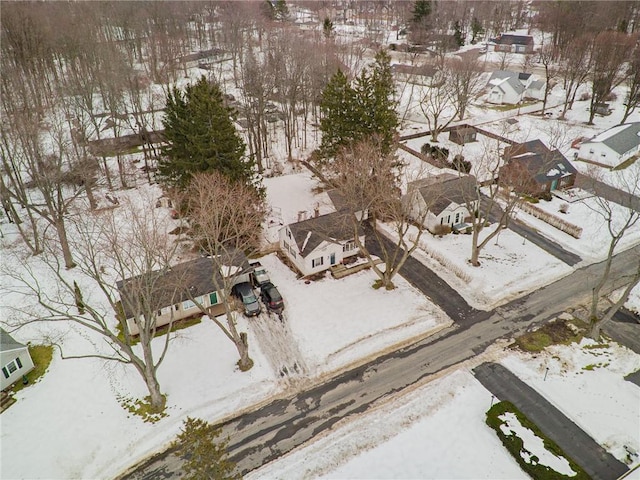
[
  {"xmin": 391, "ymin": 63, "xmax": 441, "ymax": 86},
  {"xmin": 1, "ymin": 329, "xmax": 35, "ymax": 391},
  {"xmin": 449, "ymin": 125, "xmax": 478, "ymax": 145},
  {"xmin": 577, "ymin": 122, "xmax": 640, "ymax": 168},
  {"xmin": 501, "ymin": 140, "xmax": 577, "ymax": 196},
  {"xmin": 405, "ymin": 173, "xmax": 478, "ymax": 233},
  {"xmin": 279, "ymin": 210, "xmax": 364, "ymax": 277},
  {"xmin": 116, "ymin": 252, "xmax": 252, "ymax": 336},
  {"xmin": 487, "ymin": 34, "xmax": 534, "ymax": 54},
  {"xmin": 486, "ymin": 71, "xmax": 545, "ymax": 105}
]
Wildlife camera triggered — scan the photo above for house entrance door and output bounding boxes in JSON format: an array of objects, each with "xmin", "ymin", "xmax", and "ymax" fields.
[
  {"xmin": 550, "ymin": 179, "xmax": 558, "ymax": 191},
  {"xmin": 330, "ymin": 253, "xmax": 336, "ymax": 265}
]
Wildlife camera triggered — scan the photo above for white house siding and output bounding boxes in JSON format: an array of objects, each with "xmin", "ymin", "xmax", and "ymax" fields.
[
  {"xmin": 578, "ymin": 143, "xmax": 620, "ymax": 167},
  {"xmin": 126, "ymin": 293, "xmax": 220, "ymax": 335},
  {"xmin": 1, "ymin": 347, "xmax": 35, "ymax": 391},
  {"xmin": 488, "ymin": 87, "xmax": 521, "ymax": 105}
]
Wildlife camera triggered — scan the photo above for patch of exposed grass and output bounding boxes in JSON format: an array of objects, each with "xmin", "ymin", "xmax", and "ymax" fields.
[
  {"xmin": 116, "ymin": 311, "xmax": 202, "ymax": 346},
  {"xmin": 118, "ymin": 395, "xmax": 168, "ymax": 423},
  {"xmin": 583, "ymin": 362, "xmax": 609, "ymax": 371},
  {"xmin": 487, "ymin": 101, "xmax": 537, "ymax": 112},
  {"xmin": 583, "ymin": 343, "xmax": 609, "ymax": 350},
  {"xmin": 486, "ymin": 401, "xmax": 590, "ymax": 480},
  {"xmin": 514, "ymin": 319, "xmax": 585, "ymax": 352},
  {"xmin": 612, "ymin": 155, "xmax": 639, "ymax": 171},
  {"xmin": 10, "ymin": 345, "xmax": 54, "ymax": 395}
]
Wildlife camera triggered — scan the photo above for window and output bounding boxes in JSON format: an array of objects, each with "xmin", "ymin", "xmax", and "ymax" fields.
[
  {"xmin": 286, "ymin": 229, "xmax": 292, "ymax": 239},
  {"xmin": 343, "ymin": 241, "xmax": 356, "ymax": 252},
  {"xmin": 209, "ymin": 292, "xmax": 219, "ymax": 305},
  {"xmin": 455, "ymin": 213, "xmax": 460, "ymax": 224},
  {"xmin": 312, "ymin": 257, "xmax": 324, "ymax": 268},
  {"xmin": 589, "ymin": 149, "xmax": 594, "ymax": 154},
  {"xmin": 283, "ymin": 241, "xmax": 289, "ymax": 252},
  {"xmin": 291, "ymin": 250, "xmax": 296, "ymax": 258},
  {"xmin": 157, "ymin": 309, "xmax": 163, "ymax": 316},
  {"xmin": 182, "ymin": 299, "xmax": 196, "ymax": 310},
  {"xmin": 2, "ymin": 358, "xmax": 21, "ymax": 378}
]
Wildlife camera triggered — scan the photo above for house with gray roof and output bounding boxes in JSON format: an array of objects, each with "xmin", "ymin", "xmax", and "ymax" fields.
[
  {"xmin": 279, "ymin": 210, "xmax": 364, "ymax": 277},
  {"xmin": 486, "ymin": 71, "xmax": 545, "ymax": 105},
  {"xmin": 487, "ymin": 33, "xmax": 534, "ymax": 53},
  {"xmin": 1, "ymin": 328, "xmax": 34, "ymax": 391},
  {"xmin": 405, "ymin": 173, "xmax": 478, "ymax": 234},
  {"xmin": 501, "ymin": 140, "xmax": 577, "ymax": 196},
  {"xmin": 577, "ymin": 122, "xmax": 640, "ymax": 168},
  {"xmin": 116, "ymin": 251, "xmax": 251, "ymax": 335}
]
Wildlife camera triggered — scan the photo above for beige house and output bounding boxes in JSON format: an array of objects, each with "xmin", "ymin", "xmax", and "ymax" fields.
[{"xmin": 116, "ymin": 252, "xmax": 251, "ymax": 335}]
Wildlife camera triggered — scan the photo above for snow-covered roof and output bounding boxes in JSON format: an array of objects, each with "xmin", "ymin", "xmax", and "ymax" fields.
[
  {"xmin": 486, "ymin": 71, "xmax": 525, "ymax": 95},
  {"xmin": 581, "ymin": 122, "xmax": 640, "ymax": 155}
]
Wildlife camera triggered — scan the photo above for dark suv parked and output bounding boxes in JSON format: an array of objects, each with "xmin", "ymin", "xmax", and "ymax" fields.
[
  {"xmin": 260, "ymin": 282, "xmax": 284, "ymax": 314},
  {"xmin": 232, "ymin": 282, "xmax": 261, "ymax": 317}
]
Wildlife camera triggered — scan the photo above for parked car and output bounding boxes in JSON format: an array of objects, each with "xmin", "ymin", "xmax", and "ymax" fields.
[
  {"xmin": 260, "ymin": 282, "xmax": 284, "ymax": 314},
  {"xmin": 249, "ymin": 261, "xmax": 270, "ymax": 287},
  {"xmin": 231, "ymin": 282, "xmax": 261, "ymax": 317}
]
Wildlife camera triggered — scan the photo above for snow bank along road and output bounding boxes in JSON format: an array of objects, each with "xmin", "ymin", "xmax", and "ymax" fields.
[{"xmin": 121, "ymin": 243, "xmax": 640, "ymax": 479}]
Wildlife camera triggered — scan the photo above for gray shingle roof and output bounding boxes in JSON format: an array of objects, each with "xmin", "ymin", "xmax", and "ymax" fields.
[
  {"xmin": 116, "ymin": 252, "xmax": 249, "ymax": 319},
  {"xmin": 409, "ymin": 173, "xmax": 477, "ymax": 216},
  {"xmin": 586, "ymin": 122, "xmax": 640, "ymax": 155},
  {"xmin": 487, "ymin": 71, "xmax": 525, "ymax": 95},
  {"xmin": 288, "ymin": 211, "xmax": 360, "ymax": 258},
  {"xmin": 492, "ymin": 34, "xmax": 534, "ymax": 46},
  {"xmin": 1, "ymin": 328, "xmax": 26, "ymax": 352},
  {"xmin": 504, "ymin": 140, "xmax": 577, "ymax": 183}
]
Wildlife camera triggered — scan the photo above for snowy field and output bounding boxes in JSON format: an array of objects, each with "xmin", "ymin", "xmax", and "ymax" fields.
[
  {"xmin": 247, "ymin": 369, "xmax": 527, "ymax": 480},
  {"xmin": 501, "ymin": 339, "xmax": 640, "ymax": 467}
]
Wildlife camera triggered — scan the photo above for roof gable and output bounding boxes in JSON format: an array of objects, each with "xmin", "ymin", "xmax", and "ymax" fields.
[
  {"xmin": 410, "ymin": 174, "xmax": 477, "ymax": 216},
  {"xmin": 1, "ymin": 328, "xmax": 27, "ymax": 352},
  {"xmin": 287, "ymin": 211, "xmax": 359, "ymax": 257},
  {"xmin": 504, "ymin": 140, "xmax": 576, "ymax": 183}
]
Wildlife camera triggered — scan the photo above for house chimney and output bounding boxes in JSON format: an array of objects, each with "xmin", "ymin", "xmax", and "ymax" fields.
[
  {"xmin": 297, "ymin": 210, "xmax": 307, "ymax": 222},
  {"xmin": 314, "ymin": 204, "xmax": 320, "ymax": 217}
]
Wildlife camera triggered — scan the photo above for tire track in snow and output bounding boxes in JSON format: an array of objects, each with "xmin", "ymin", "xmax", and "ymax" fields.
[{"xmin": 248, "ymin": 310, "xmax": 309, "ymax": 380}]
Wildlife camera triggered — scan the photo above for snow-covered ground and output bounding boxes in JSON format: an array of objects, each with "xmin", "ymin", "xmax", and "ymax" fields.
[
  {"xmin": 247, "ymin": 370, "xmax": 527, "ymax": 480},
  {"xmin": 501, "ymin": 339, "xmax": 640, "ymax": 467},
  {"xmin": 2, "ymin": 14, "xmax": 640, "ymax": 480}
]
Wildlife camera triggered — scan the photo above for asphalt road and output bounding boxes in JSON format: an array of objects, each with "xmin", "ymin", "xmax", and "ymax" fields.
[
  {"xmin": 605, "ymin": 307, "xmax": 640, "ymax": 354},
  {"xmin": 120, "ymin": 243, "xmax": 640, "ymax": 480},
  {"xmin": 474, "ymin": 362, "xmax": 628, "ymax": 480}
]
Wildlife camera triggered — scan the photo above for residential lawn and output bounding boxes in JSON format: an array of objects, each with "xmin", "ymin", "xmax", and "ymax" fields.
[
  {"xmin": 10, "ymin": 345, "xmax": 54, "ymax": 395},
  {"xmin": 514, "ymin": 319, "xmax": 585, "ymax": 352},
  {"xmin": 486, "ymin": 401, "xmax": 590, "ymax": 480}
]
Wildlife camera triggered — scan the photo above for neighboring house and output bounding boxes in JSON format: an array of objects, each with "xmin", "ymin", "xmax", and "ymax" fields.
[
  {"xmin": 116, "ymin": 252, "xmax": 252, "ymax": 336},
  {"xmin": 501, "ymin": 140, "xmax": 577, "ymax": 196},
  {"xmin": 449, "ymin": 125, "xmax": 478, "ymax": 145},
  {"xmin": 577, "ymin": 122, "xmax": 640, "ymax": 168},
  {"xmin": 486, "ymin": 71, "xmax": 545, "ymax": 105},
  {"xmin": 487, "ymin": 34, "xmax": 534, "ymax": 53},
  {"xmin": 391, "ymin": 63, "xmax": 441, "ymax": 86},
  {"xmin": 279, "ymin": 210, "xmax": 364, "ymax": 277},
  {"xmin": 1, "ymin": 329, "xmax": 34, "ymax": 391},
  {"xmin": 405, "ymin": 173, "xmax": 478, "ymax": 233}
]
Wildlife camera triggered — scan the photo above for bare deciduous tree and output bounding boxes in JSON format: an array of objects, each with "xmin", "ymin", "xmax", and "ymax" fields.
[
  {"xmin": 186, "ymin": 172, "xmax": 267, "ymax": 371},
  {"xmin": 420, "ymin": 69, "xmax": 459, "ymax": 143},
  {"xmin": 327, "ymin": 139, "xmax": 430, "ymax": 290},
  {"xmin": 3, "ymin": 194, "xmax": 183, "ymax": 410},
  {"xmin": 583, "ymin": 164, "xmax": 640, "ymax": 338}
]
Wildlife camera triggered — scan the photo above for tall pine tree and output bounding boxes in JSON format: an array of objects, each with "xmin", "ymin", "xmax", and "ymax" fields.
[
  {"xmin": 159, "ymin": 76, "xmax": 251, "ymax": 189},
  {"xmin": 319, "ymin": 51, "xmax": 397, "ymax": 160}
]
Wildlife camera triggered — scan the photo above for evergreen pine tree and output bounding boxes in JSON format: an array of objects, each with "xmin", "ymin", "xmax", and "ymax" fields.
[
  {"xmin": 412, "ymin": 0, "xmax": 432, "ymax": 24},
  {"xmin": 159, "ymin": 76, "xmax": 251, "ymax": 189},
  {"xmin": 453, "ymin": 21, "xmax": 464, "ymax": 47},
  {"xmin": 172, "ymin": 417, "xmax": 239, "ymax": 480},
  {"xmin": 471, "ymin": 17, "xmax": 484, "ymax": 44},
  {"xmin": 319, "ymin": 51, "xmax": 397, "ymax": 160},
  {"xmin": 319, "ymin": 69, "xmax": 358, "ymax": 159}
]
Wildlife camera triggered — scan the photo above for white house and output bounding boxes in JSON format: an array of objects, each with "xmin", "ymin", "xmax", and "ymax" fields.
[
  {"xmin": 405, "ymin": 173, "xmax": 478, "ymax": 233},
  {"xmin": 279, "ymin": 211, "xmax": 364, "ymax": 277},
  {"xmin": 486, "ymin": 71, "xmax": 545, "ymax": 105},
  {"xmin": 116, "ymin": 252, "xmax": 252, "ymax": 335},
  {"xmin": 577, "ymin": 122, "xmax": 640, "ymax": 168},
  {"xmin": 1, "ymin": 329, "xmax": 35, "ymax": 391}
]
